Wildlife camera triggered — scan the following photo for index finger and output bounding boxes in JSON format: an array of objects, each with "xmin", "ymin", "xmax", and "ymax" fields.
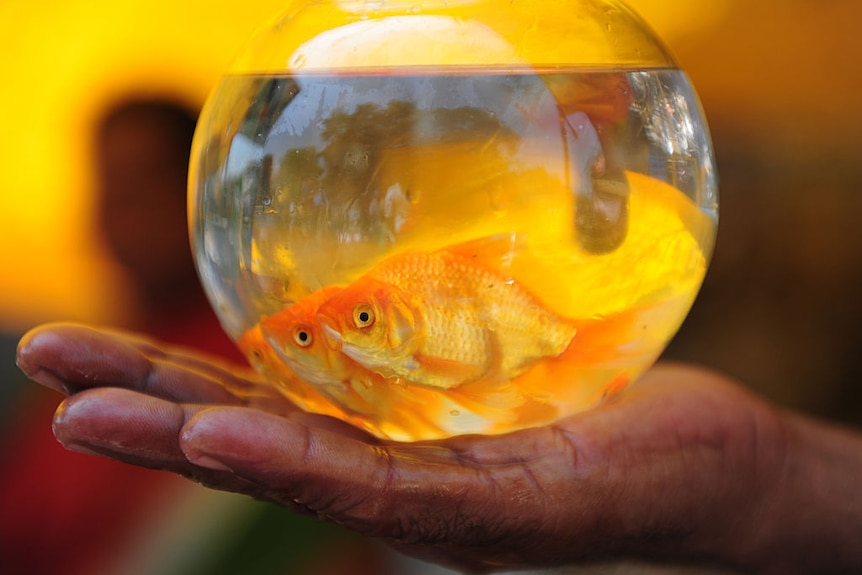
[{"xmin": 16, "ymin": 323, "xmax": 289, "ymax": 410}]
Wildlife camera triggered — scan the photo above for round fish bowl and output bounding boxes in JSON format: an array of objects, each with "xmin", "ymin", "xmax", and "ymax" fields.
[{"xmin": 189, "ymin": 0, "xmax": 718, "ymax": 441}]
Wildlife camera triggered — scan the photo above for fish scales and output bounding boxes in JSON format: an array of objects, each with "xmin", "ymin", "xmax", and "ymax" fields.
[{"xmin": 353, "ymin": 247, "xmax": 578, "ymax": 386}]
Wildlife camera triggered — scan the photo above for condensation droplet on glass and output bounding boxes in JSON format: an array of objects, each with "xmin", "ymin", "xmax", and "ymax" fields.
[
  {"xmin": 404, "ymin": 187, "xmax": 417, "ymax": 204},
  {"xmin": 273, "ymin": 279, "xmax": 292, "ymax": 301},
  {"xmin": 290, "ymin": 52, "xmax": 308, "ymax": 68},
  {"xmin": 489, "ymin": 188, "xmax": 507, "ymax": 217}
]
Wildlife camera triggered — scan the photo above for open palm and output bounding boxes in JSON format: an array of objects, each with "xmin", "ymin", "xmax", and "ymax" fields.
[{"xmin": 16, "ymin": 323, "xmax": 804, "ymax": 574}]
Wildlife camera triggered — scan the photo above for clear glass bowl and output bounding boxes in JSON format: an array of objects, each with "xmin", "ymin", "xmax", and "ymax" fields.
[{"xmin": 189, "ymin": 0, "xmax": 718, "ymax": 441}]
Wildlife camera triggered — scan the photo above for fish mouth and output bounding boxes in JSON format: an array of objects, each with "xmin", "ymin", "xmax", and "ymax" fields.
[
  {"xmin": 320, "ymin": 322, "xmax": 344, "ymax": 351},
  {"xmin": 261, "ymin": 326, "xmax": 296, "ymax": 364}
]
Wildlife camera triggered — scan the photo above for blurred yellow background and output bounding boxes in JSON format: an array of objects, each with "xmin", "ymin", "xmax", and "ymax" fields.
[{"xmin": 3, "ymin": 0, "xmax": 862, "ymax": 423}]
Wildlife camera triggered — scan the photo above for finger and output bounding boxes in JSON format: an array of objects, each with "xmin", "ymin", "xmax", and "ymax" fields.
[
  {"xmin": 181, "ymin": 407, "xmax": 447, "ymax": 525},
  {"xmin": 17, "ymin": 323, "xmax": 290, "ymax": 410},
  {"xmin": 52, "ymin": 387, "xmax": 269, "ymax": 498},
  {"xmin": 18, "ymin": 323, "xmax": 152, "ymax": 395},
  {"xmin": 178, "ymin": 407, "xmax": 577, "ymax": 565},
  {"xmin": 107, "ymin": 327, "xmax": 271, "ymax": 397},
  {"xmin": 53, "ymin": 387, "xmax": 195, "ymax": 467}
]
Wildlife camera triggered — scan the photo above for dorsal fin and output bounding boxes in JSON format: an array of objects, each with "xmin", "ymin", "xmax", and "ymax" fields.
[{"xmin": 435, "ymin": 232, "xmax": 528, "ymax": 272}]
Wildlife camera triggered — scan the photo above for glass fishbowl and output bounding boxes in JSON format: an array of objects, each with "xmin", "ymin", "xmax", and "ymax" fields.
[{"xmin": 189, "ymin": 0, "xmax": 718, "ymax": 441}]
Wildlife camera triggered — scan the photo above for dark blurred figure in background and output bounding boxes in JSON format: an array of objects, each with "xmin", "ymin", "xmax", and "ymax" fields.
[
  {"xmin": 94, "ymin": 99, "xmax": 233, "ymax": 347},
  {"xmin": 0, "ymin": 98, "xmax": 380, "ymax": 575}
]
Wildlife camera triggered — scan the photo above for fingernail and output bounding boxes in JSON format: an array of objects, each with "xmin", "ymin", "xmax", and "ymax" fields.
[
  {"xmin": 186, "ymin": 453, "xmax": 234, "ymax": 472},
  {"xmin": 16, "ymin": 339, "xmax": 71, "ymax": 394},
  {"xmin": 61, "ymin": 440, "xmax": 124, "ymax": 460},
  {"xmin": 27, "ymin": 366, "xmax": 72, "ymax": 395}
]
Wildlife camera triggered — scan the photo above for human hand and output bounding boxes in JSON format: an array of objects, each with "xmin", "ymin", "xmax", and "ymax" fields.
[{"xmin": 16, "ymin": 323, "xmax": 858, "ymax": 574}]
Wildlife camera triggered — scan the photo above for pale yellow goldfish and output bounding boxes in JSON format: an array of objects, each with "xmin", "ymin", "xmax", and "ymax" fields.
[{"xmin": 316, "ymin": 235, "xmax": 579, "ymax": 390}]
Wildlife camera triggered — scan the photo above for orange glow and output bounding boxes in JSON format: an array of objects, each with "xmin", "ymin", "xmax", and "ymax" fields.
[
  {"xmin": 0, "ymin": 0, "xmax": 727, "ymax": 333},
  {"xmin": 626, "ymin": 0, "xmax": 730, "ymax": 39}
]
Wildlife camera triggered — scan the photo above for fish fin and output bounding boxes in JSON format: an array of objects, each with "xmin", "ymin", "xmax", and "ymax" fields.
[
  {"xmin": 344, "ymin": 376, "xmax": 457, "ymax": 440},
  {"xmin": 440, "ymin": 327, "xmax": 524, "ymax": 420},
  {"xmin": 598, "ymin": 373, "xmax": 630, "ymax": 402},
  {"xmin": 437, "ymin": 232, "xmax": 527, "ymax": 272},
  {"xmin": 443, "ymin": 377, "xmax": 525, "ymax": 423},
  {"xmin": 411, "ymin": 353, "xmax": 486, "ymax": 389},
  {"xmin": 567, "ymin": 306, "xmax": 650, "ymax": 367},
  {"xmin": 488, "ymin": 325, "xmax": 504, "ymax": 367},
  {"xmin": 456, "ymin": 378, "xmax": 524, "ymax": 409}
]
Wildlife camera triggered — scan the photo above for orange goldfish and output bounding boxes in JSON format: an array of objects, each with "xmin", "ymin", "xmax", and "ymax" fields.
[
  {"xmin": 316, "ymin": 235, "xmax": 579, "ymax": 391},
  {"xmin": 250, "ymin": 286, "xmax": 396, "ymax": 418},
  {"xmin": 237, "ymin": 322, "xmax": 349, "ymax": 420},
  {"xmin": 259, "ymin": 286, "xmax": 368, "ymax": 394},
  {"xmin": 244, "ymin": 287, "xmax": 452, "ymax": 438}
]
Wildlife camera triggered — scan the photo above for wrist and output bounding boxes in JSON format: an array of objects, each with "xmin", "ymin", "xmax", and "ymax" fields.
[{"xmin": 726, "ymin": 408, "xmax": 862, "ymax": 574}]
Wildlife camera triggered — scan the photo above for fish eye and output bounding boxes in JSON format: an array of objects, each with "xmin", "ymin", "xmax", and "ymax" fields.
[
  {"xmin": 352, "ymin": 304, "xmax": 375, "ymax": 329},
  {"xmin": 293, "ymin": 326, "xmax": 312, "ymax": 348}
]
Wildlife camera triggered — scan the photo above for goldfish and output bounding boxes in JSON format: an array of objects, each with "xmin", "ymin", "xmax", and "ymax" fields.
[
  {"xmin": 259, "ymin": 286, "xmax": 367, "ymax": 395},
  {"xmin": 249, "ymin": 286, "xmax": 397, "ymax": 418},
  {"xmin": 244, "ymin": 286, "xmax": 454, "ymax": 439},
  {"xmin": 237, "ymin": 322, "xmax": 349, "ymax": 420},
  {"xmin": 240, "ymin": 234, "xmax": 659, "ymax": 440},
  {"xmin": 316, "ymin": 234, "xmax": 580, "ymax": 391}
]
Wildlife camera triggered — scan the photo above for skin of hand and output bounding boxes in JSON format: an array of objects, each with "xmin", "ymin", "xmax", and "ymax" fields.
[{"xmin": 15, "ymin": 323, "xmax": 862, "ymax": 575}]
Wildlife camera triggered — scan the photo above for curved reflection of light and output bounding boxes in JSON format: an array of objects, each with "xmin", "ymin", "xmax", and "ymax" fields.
[{"xmin": 287, "ymin": 15, "xmax": 519, "ymax": 70}]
